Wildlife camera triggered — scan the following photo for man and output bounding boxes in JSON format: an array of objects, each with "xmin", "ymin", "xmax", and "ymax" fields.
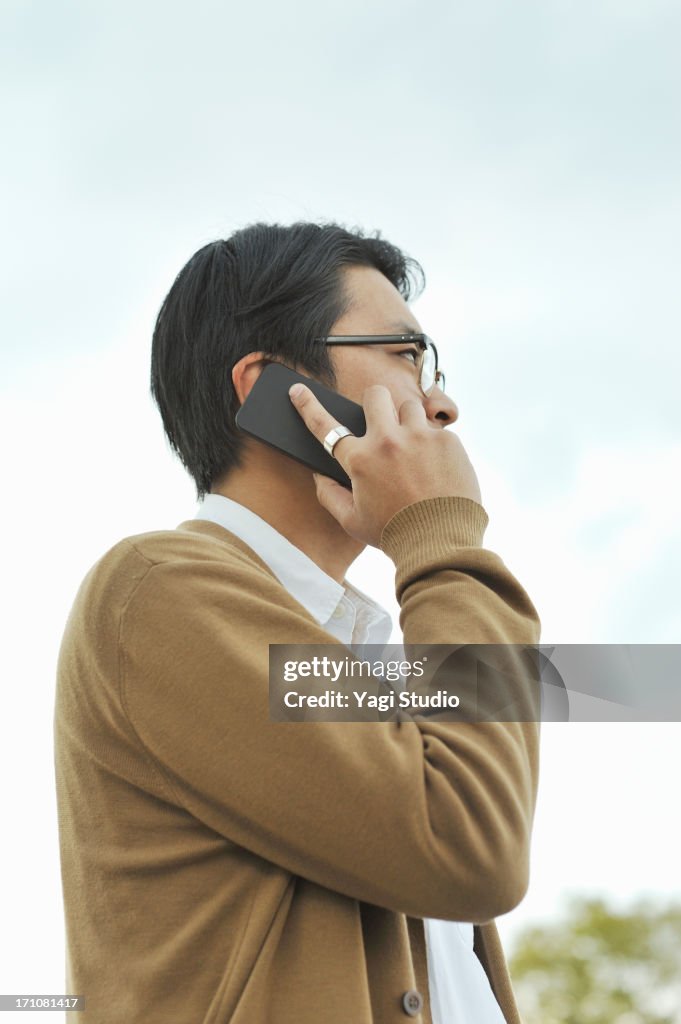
[{"xmin": 54, "ymin": 221, "xmax": 541, "ymax": 1023}]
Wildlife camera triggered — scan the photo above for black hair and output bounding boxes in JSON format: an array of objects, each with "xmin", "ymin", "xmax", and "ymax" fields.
[{"xmin": 150, "ymin": 220, "xmax": 425, "ymax": 500}]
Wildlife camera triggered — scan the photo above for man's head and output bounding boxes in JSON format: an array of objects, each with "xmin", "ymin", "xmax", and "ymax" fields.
[
  {"xmin": 151, "ymin": 221, "xmax": 456, "ymax": 500},
  {"xmin": 312, "ymin": 264, "xmax": 458, "ymax": 429}
]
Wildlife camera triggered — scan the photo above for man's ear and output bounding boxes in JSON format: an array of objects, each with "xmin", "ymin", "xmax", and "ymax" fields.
[{"xmin": 231, "ymin": 352, "xmax": 269, "ymax": 406}]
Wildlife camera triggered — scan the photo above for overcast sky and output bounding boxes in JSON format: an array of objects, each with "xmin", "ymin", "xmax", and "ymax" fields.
[{"xmin": 1, "ymin": 0, "xmax": 680, "ymax": 1009}]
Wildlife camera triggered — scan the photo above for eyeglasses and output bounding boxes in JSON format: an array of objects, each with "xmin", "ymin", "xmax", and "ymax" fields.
[{"xmin": 313, "ymin": 334, "xmax": 446, "ymax": 397}]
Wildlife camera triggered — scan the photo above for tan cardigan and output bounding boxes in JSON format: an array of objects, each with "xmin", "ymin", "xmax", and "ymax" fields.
[{"xmin": 54, "ymin": 496, "xmax": 541, "ymax": 1023}]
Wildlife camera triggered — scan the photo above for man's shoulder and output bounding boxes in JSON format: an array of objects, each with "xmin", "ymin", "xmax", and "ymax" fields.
[
  {"xmin": 71, "ymin": 521, "xmax": 276, "ymax": 625},
  {"xmin": 109, "ymin": 519, "xmax": 266, "ymax": 571},
  {"xmin": 57, "ymin": 521, "xmax": 299, "ymax": 699}
]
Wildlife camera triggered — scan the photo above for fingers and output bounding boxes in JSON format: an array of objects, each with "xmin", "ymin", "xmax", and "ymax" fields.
[
  {"xmin": 313, "ymin": 474, "xmax": 356, "ymax": 530},
  {"xmin": 361, "ymin": 385, "xmax": 399, "ymax": 433},
  {"xmin": 398, "ymin": 398, "xmax": 427, "ymax": 428},
  {"xmin": 288, "ymin": 383, "xmax": 358, "ymax": 469}
]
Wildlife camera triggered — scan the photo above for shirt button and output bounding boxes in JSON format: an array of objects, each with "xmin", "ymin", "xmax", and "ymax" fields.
[
  {"xmin": 402, "ymin": 989, "xmax": 424, "ymax": 1017},
  {"xmin": 331, "ymin": 605, "xmax": 345, "ymax": 620}
]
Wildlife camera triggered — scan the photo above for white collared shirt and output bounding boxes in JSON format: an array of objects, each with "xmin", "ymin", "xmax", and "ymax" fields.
[{"xmin": 195, "ymin": 493, "xmax": 506, "ymax": 1024}]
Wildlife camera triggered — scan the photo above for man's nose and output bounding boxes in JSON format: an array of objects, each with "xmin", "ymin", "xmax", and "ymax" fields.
[{"xmin": 424, "ymin": 386, "xmax": 459, "ymax": 426}]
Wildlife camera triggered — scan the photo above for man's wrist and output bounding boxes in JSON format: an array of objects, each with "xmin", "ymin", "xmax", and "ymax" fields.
[{"xmin": 379, "ymin": 496, "xmax": 489, "ymax": 566}]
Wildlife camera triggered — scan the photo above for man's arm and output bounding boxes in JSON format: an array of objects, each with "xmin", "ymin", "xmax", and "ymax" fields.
[{"xmin": 119, "ymin": 491, "xmax": 539, "ymax": 925}]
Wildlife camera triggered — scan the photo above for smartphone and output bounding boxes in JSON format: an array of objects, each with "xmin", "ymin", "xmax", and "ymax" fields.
[{"xmin": 235, "ymin": 362, "xmax": 366, "ymax": 488}]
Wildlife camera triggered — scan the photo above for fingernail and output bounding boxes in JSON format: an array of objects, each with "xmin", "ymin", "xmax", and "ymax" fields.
[{"xmin": 289, "ymin": 383, "xmax": 304, "ymax": 399}]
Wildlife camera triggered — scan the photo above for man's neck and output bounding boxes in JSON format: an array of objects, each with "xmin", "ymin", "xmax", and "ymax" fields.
[{"xmin": 211, "ymin": 455, "xmax": 364, "ymax": 584}]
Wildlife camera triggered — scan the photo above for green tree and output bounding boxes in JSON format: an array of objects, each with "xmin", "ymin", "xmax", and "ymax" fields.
[{"xmin": 509, "ymin": 896, "xmax": 681, "ymax": 1024}]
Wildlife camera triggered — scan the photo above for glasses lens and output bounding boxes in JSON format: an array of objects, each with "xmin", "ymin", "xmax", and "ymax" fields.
[{"xmin": 421, "ymin": 345, "xmax": 436, "ymax": 394}]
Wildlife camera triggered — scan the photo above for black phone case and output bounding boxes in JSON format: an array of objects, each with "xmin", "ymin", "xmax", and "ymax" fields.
[{"xmin": 235, "ymin": 363, "xmax": 367, "ymax": 488}]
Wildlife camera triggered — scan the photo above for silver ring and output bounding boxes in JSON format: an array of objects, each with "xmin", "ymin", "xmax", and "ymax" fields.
[{"xmin": 323, "ymin": 425, "xmax": 354, "ymax": 458}]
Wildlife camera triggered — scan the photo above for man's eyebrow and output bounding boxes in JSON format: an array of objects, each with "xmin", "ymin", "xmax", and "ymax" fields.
[{"xmin": 386, "ymin": 322, "xmax": 421, "ymax": 335}]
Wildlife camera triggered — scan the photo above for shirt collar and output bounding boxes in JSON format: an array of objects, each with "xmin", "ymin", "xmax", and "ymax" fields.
[{"xmin": 194, "ymin": 493, "xmax": 392, "ymax": 641}]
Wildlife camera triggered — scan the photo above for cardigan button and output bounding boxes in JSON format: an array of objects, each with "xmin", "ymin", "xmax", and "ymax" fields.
[{"xmin": 402, "ymin": 989, "xmax": 424, "ymax": 1016}]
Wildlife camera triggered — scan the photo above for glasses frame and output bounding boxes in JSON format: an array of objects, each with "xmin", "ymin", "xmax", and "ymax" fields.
[{"xmin": 314, "ymin": 334, "xmax": 445, "ymax": 396}]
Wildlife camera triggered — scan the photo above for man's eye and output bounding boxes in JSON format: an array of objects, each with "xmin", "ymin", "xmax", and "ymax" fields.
[{"xmin": 398, "ymin": 348, "xmax": 419, "ymax": 364}]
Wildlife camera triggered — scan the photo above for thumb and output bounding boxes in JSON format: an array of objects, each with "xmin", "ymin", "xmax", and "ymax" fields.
[{"xmin": 312, "ymin": 473, "xmax": 355, "ymax": 528}]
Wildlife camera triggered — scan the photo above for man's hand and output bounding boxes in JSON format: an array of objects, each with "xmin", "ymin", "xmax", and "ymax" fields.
[{"xmin": 289, "ymin": 382, "xmax": 482, "ymax": 547}]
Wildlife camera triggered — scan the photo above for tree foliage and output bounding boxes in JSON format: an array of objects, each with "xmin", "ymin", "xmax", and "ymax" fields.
[{"xmin": 509, "ymin": 896, "xmax": 681, "ymax": 1024}]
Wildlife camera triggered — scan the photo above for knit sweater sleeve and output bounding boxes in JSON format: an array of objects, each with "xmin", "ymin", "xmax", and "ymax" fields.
[{"xmin": 118, "ymin": 496, "xmax": 541, "ymax": 923}]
